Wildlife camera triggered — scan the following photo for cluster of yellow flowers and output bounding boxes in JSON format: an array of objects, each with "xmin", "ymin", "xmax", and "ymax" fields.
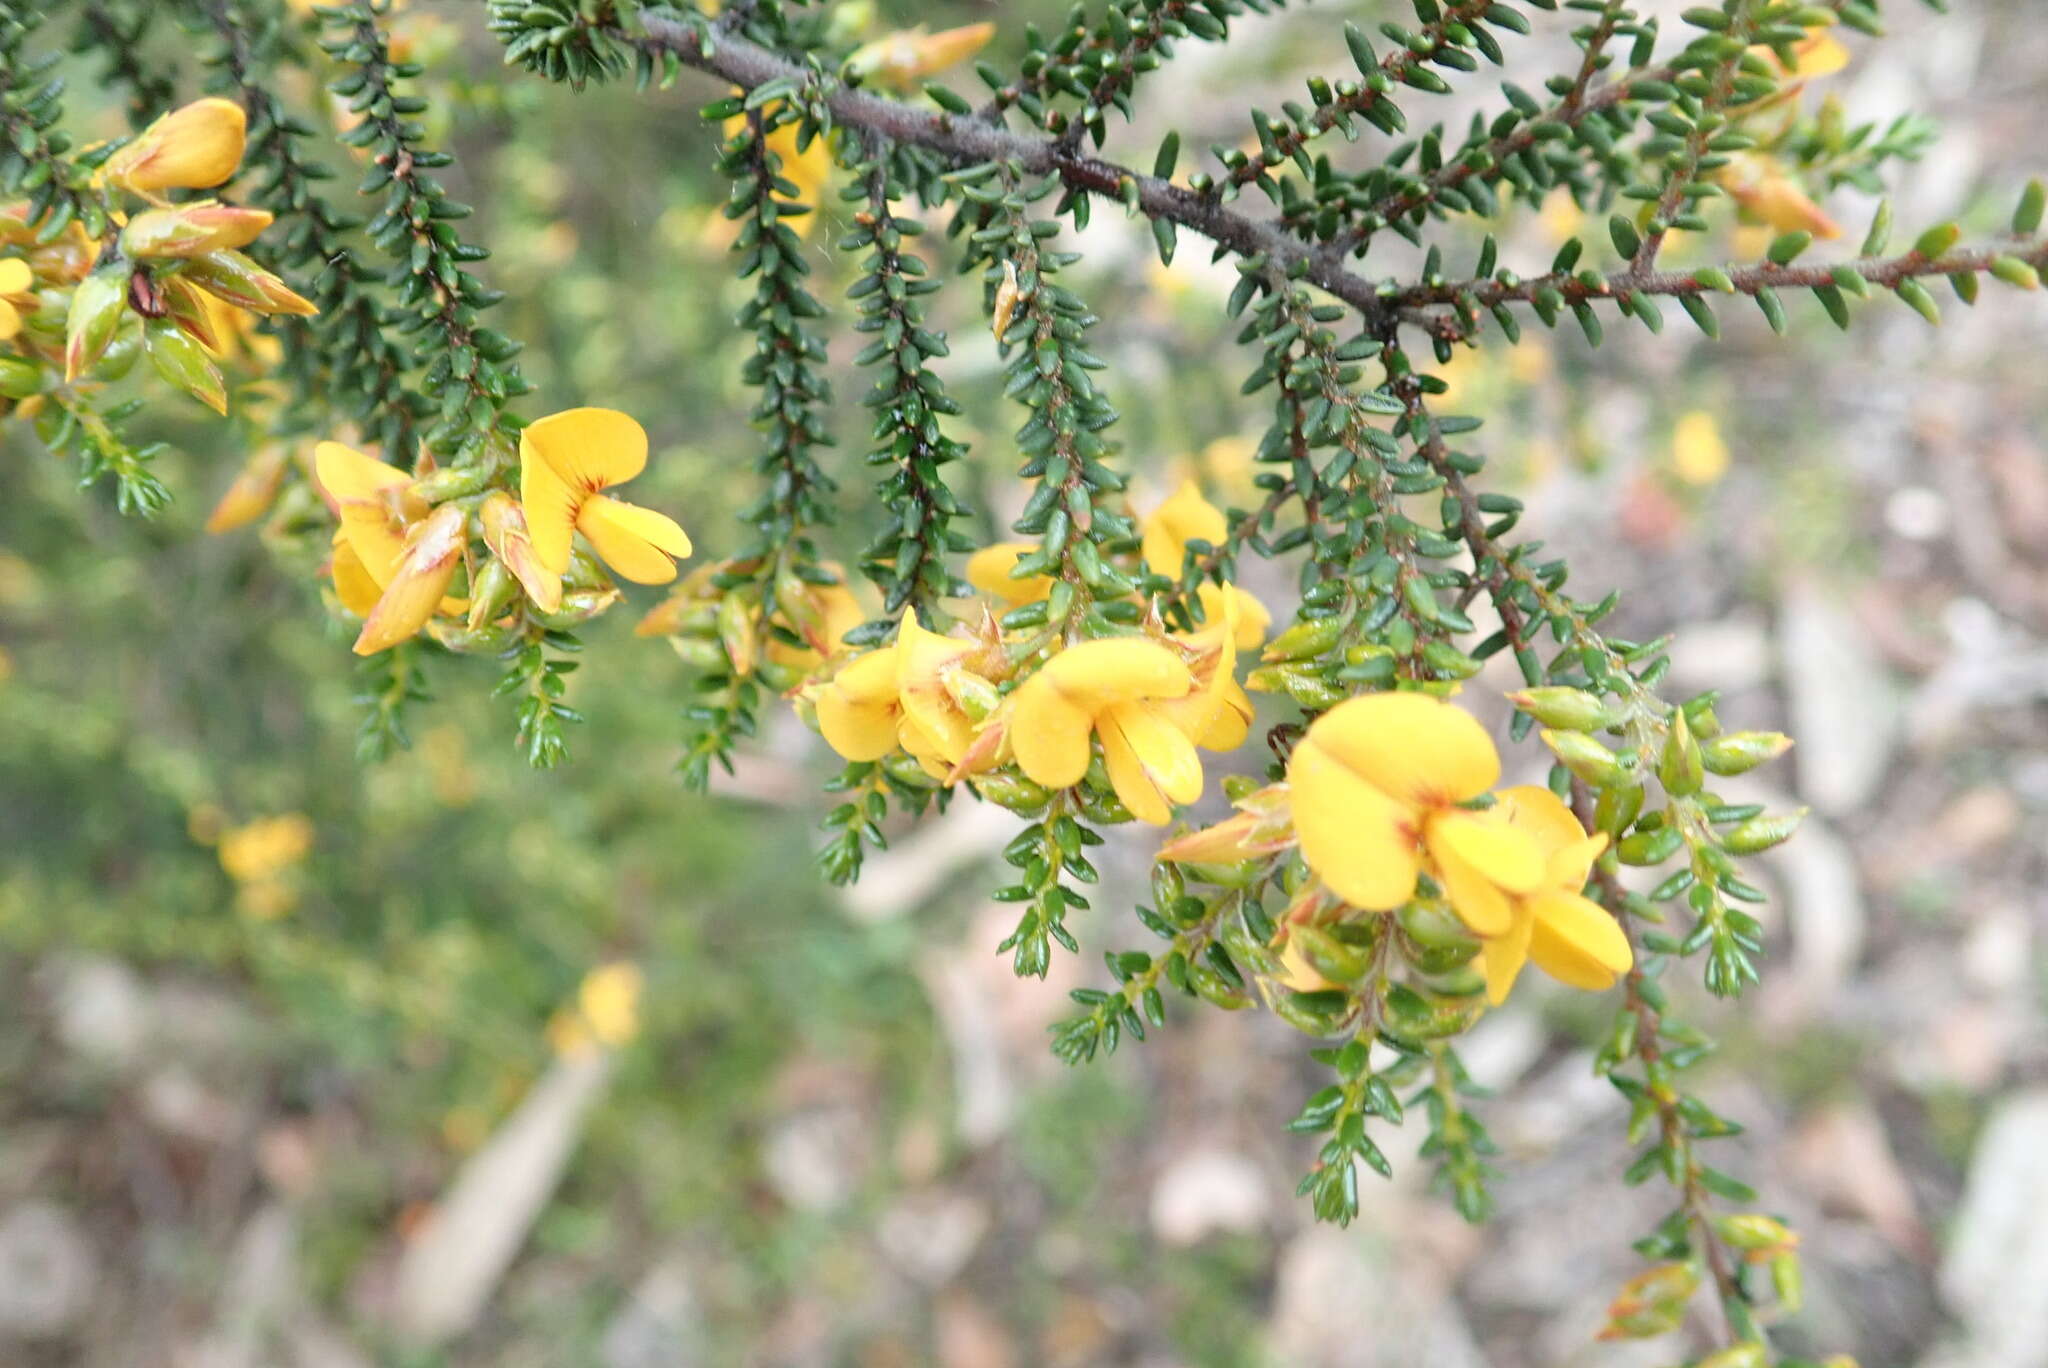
[
  {"xmin": 773, "ymin": 479, "xmax": 1264, "ymax": 820},
  {"xmin": 1, "ymin": 96, "xmax": 311, "ymax": 425},
  {"xmin": 1165, "ymin": 693, "xmax": 1632, "ymax": 1005},
  {"xmin": 317, "ymin": 408, "xmax": 691, "ymax": 655},
  {"xmin": 694, "ymin": 473, "xmax": 1629, "ymax": 1009}
]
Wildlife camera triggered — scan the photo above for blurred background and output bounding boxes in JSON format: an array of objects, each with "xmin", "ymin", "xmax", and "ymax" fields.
[{"xmin": 3, "ymin": 1, "xmax": 2045, "ymax": 1364}]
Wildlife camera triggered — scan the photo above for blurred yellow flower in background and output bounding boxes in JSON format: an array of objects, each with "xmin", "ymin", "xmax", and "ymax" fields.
[
  {"xmin": 1672, "ymin": 410, "xmax": 1731, "ymax": 488},
  {"xmin": 547, "ymin": 961, "xmax": 644, "ymax": 1057},
  {"xmin": 845, "ymin": 22, "xmax": 996, "ymax": 92},
  {"xmin": 964, "ymin": 541, "xmax": 1053, "ymax": 606}
]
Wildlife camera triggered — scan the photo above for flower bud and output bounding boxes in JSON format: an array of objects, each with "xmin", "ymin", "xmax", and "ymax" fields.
[
  {"xmin": 353, "ymin": 503, "xmax": 467, "ymax": 655},
  {"xmin": 464, "ymin": 558, "xmax": 517, "ymax": 632},
  {"xmin": 143, "ymin": 316, "xmax": 228, "ymax": 414},
  {"xmin": 410, "ymin": 464, "xmax": 493, "ymax": 503},
  {"xmin": 1597, "ymin": 1262, "xmax": 1700, "ymax": 1341},
  {"xmin": 64, "ymin": 268, "xmax": 129, "ymax": 381},
  {"xmin": 1700, "ymin": 730, "xmax": 1794, "ymax": 776},
  {"xmin": 104, "ymin": 98, "xmax": 247, "ymax": 194},
  {"xmin": 0, "ymin": 355, "xmax": 42, "ymax": 400},
  {"xmin": 122, "ymin": 203, "xmax": 273, "ymax": 259},
  {"xmin": 1722, "ymin": 808, "xmax": 1807, "ymax": 855},
  {"xmin": 1541, "ymin": 728, "xmax": 1633, "ymax": 788},
  {"xmin": 1289, "ymin": 925, "xmax": 1372, "ymax": 984},
  {"xmin": 991, "ymin": 259, "xmax": 1021, "ymax": 341},
  {"xmin": 1509, "ymin": 686, "xmax": 1618, "ymax": 731},
  {"xmin": 479, "ymin": 490, "xmax": 563, "ymax": 614},
  {"xmin": 1616, "ymin": 824, "xmax": 1684, "ymax": 866},
  {"xmin": 179, "ymin": 250, "xmax": 318, "ymax": 317},
  {"xmin": 1714, "ymin": 1213, "xmax": 1799, "ymax": 1254},
  {"xmin": 537, "ymin": 585, "xmax": 623, "ymax": 630},
  {"xmin": 427, "ymin": 619, "xmax": 517, "ymax": 654},
  {"xmin": 1593, "ymin": 781, "xmax": 1645, "ymax": 838},
  {"xmin": 1263, "ymin": 614, "xmax": 1347, "ymax": 662},
  {"xmin": 1658, "ymin": 708, "xmax": 1704, "ymax": 797},
  {"xmin": 1696, "ymin": 1346, "xmax": 1769, "ymax": 1368},
  {"xmin": 968, "ymin": 770, "xmax": 1051, "ymax": 813},
  {"xmin": 716, "ymin": 592, "xmax": 757, "ymax": 675}
]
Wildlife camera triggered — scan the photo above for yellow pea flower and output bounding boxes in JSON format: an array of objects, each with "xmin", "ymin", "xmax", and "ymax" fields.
[
  {"xmin": 519, "ymin": 407, "xmax": 692, "ymax": 586},
  {"xmin": 964, "ymin": 541, "xmax": 1053, "ymax": 606},
  {"xmin": 577, "ymin": 962, "xmax": 643, "ymax": 1048},
  {"xmin": 1671, "ymin": 411, "xmax": 1730, "ymax": 488},
  {"xmin": 0, "ymin": 257, "xmax": 36, "ymax": 340},
  {"xmin": 1715, "ymin": 153, "xmax": 1842, "ymax": 240},
  {"xmin": 217, "ymin": 813, "xmax": 314, "ymax": 884},
  {"xmin": 353, "ymin": 502, "xmax": 467, "ymax": 655},
  {"xmin": 713, "ymin": 105, "xmax": 833, "ymax": 242},
  {"xmin": 846, "ymin": 22, "xmax": 996, "ymax": 91},
  {"xmin": 814, "ymin": 643, "xmax": 904, "ymax": 762},
  {"xmin": 1286, "ymin": 692, "xmax": 1543, "ymax": 933},
  {"xmin": 1141, "ymin": 478, "xmax": 1228, "ymax": 577},
  {"xmin": 894, "ymin": 613, "xmax": 991, "ymax": 773},
  {"xmin": 1009, "ymin": 637, "xmax": 1201, "ymax": 825},
  {"xmin": 1476, "ymin": 787, "xmax": 1633, "ymax": 1004},
  {"xmin": 204, "ymin": 445, "xmax": 289, "ymax": 534},
  {"xmin": 103, "ymin": 98, "xmax": 247, "ymax": 196},
  {"xmin": 315, "ymin": 440, "xmax": 423, "ymax": 588}
]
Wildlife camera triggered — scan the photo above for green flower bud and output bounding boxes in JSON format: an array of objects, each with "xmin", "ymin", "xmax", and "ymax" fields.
[
  {"xmin": 1722, "ymin": 808, "xmax": 1807, "ymax": 855},
  {"xmin": 1510, "ymin": 686, "xmax": 1618, "ymax": 731},
  {"xmin": 64, "ymin": 268, "xmax": 129, "ymax": 382},
  {"xmin": 1291, "ymin": 925, "xmax": 1371, "ymax": 984},
  {"xmin": 968, "ymin": 771, "xmax": 1050, "ymax": 814},
  {"xmin": 1542, "ymin": 728, "xmax": 1633, "ymax": 788},
  {"xmin": 1617, "ymin": 824, "xmax": 1685, "ymax": 866},
  {"xmin": 1658, "ymin": 709, "xmax": 1704, "ymax": 797},
  {"xmin": 143, "ymin": 317, "xmax": 227, "ymax": 415},
  {"xmin": 1701, "ymin": 730, "xmax": 1794, "ymax": 775},
  {"xmin": 1263, "ymin": 613, "xmax": 1349, "ymax": 662},
  {"xmin": 1594, "ymin": 782, "xmax": 1645, "ymax": 837},
  {"xmin": 0, "ymin": 355, "xmax": 41, "ymax": 400}
]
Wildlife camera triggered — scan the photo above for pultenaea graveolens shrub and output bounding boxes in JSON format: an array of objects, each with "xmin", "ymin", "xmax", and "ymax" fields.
[{"xmin": 0, "ymin": 0, "xmax": 2029, "ymax": 1360}]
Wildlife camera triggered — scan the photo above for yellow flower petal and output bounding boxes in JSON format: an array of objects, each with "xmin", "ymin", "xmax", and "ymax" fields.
[
  {"xmin": 522, "ymin": 406, "xmax": 648, "ymax": 491},
  {"xmin": 1427, "ymin": 809, "xmax": 1545, "ymax": 895},
  {"xmin": 1007, "ymin": 677, "xmax": 1096, "ymax": 790},
  {"xmin": 1036, "ymin": 637, "xmax": 1192, "ymax": 709},
  {"xmin": 1141, "ymin": 478, "xmax": 1228, "ymax": 575},
  {"xmin": 576, "ymin": 493, "xmax": 691, "ymax": 584},
  {"xmin": 519, "ymin": 440, "xmax": 579, "ymax": 576},
  {"xmin": 965, "ymin": 541, "xmax": 1052, "ymax": 605},
  {"xmin": 330, "ymin": 533, "xmax": 382, "ymax": 617},
  {"xmin": 1197, "ymin": 581, "xmax": 1270, "ymax": 651},
  {"xmin": 1302, "ymin": 692, "xmax": 1501, "ymax": 809},
  {"xmin": 1496, "ymin": 785, "xmax": 1608, "ymax": 890},
  {"xmin": 816, "ymin": 647, "xmax": 903, "ymax": 762},
  {"xmin": 1481, "ymin": 912, "xmax": 1536, "ymax": 1006},
  {"xmin": 1526, "ymin": 891, "xmax": 1634, "ymax": 991},
  {"xmin": 895, "ymin": 615, "xmax": 977, "ymax": 765},
  {"xmin": 313, "ymin": 440, "xmax": 407, "ymax": 502},
  {"xmin": 0, "ymin": 299, "xmax": 19, "ymax": 341},
  {"xmin": 1287, "ymin": 741, "xmax": 1421, "ymax": 909},
  {"xmin": 1098, "ymin": 700, "xmax": 1203, "ymax": 825},
  {"xmin": 353, "ymin": 503, "xmax": 466, "ymax": 655},
  {"xmin": 1433, "ymin": 842, "xmax": 1515, "ymax": 937},
  {"xmin": 0, "ymin": 257, "xmax": 31, "ymax": 294}
]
